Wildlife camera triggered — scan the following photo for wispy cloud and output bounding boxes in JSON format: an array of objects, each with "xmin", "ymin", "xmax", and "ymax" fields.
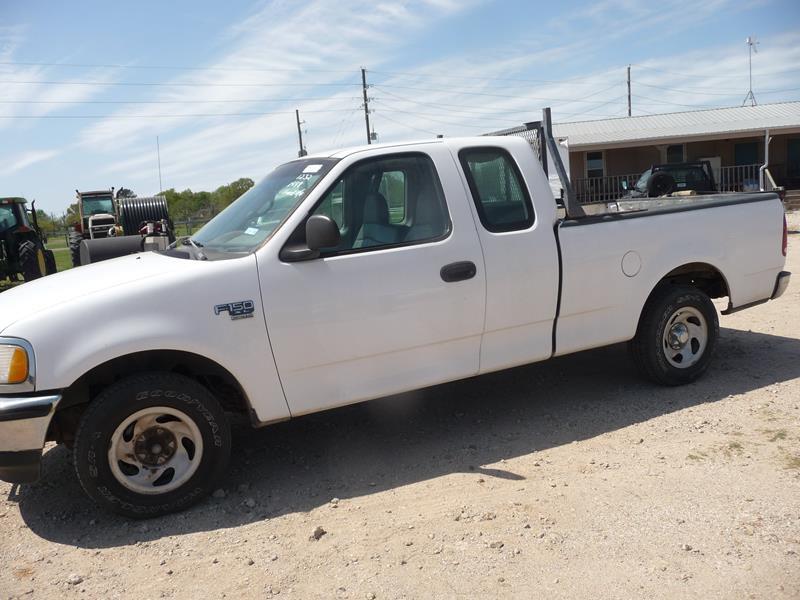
[
  {"xmin": 86, "ymin": 0, "xmax": 481, "ymax": 190},
  {"xmin": 0, "ymin": 149, "xmax": 59, "ymax": 176}
]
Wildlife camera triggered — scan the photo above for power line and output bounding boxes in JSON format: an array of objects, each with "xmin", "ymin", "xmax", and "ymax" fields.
[
  {"xmin": 373, "ymin": 85, "xmax": 623, "ymax": 116},
  {"xmin": 0, "ymin": 108, "xmax": 362, "ymax": 119},
  {"xmin": 0, "ymin": 60, "xmax": 359, "ymax": 74},
  {"xmin": 0, "ymin": 97, "xmax": 364, "ymax": 104},
  {"xmin": 632, "ymin": 63, "xmax": 800, "ymax": 80},
  {"xmin": 375, "ymin": 112, "xmax": 439, "ymax": 136},
  {"xmin": 634, "ymin": 81, "xmax": 800, "ymax": 96},
  {"xmin": 372, "ymin": 83, "xmax": 626, "ymax": 104},
  {"xmin": 372, "ymin": 100, "xmax": 521, "ymax": 124},
  {"xmin": 374, "ymin": 104, "xmax": 519, "ymax": 130},
  {"xmin": 0, "ymin": 79, "xmax": 363, "ymax": 88},
  {"xmin": 369, "ymin": 66, "xmax": 623, "ymax": 86},
  {"xmin": 631, "ymin": 94, "xmax": 727, "ymax": 109}
]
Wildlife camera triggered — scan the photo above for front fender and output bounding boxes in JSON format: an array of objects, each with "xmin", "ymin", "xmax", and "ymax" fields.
[{"xmin": 3, "ymin": 254, "xmax": 290, "ymax": 424}]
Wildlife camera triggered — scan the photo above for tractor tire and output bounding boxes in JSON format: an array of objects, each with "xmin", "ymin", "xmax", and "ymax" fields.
[
  {"xmin": 44, "ymin": 249, "xmax": 57, "ymax": 275},
  {"xmin": 68, "ymin": 230, "xmax": 83, "ymax": 267},
  {"xmin": 18, "ymin": 240, "xmax": 44, "ymax": 282}
]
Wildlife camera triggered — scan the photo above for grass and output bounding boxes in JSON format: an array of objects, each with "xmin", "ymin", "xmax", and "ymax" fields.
[{"xmin": 51, "ymin": 246, "xmax": 73, "ymax": 273}]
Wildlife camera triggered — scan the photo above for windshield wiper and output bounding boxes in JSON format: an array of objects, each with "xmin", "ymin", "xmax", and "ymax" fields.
[{"xmin": 179, "ymin": 236, "xmax": 207, "ymax": 260}]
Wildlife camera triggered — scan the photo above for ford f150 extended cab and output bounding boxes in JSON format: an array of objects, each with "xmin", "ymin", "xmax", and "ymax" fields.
[{"xmin": 0, "ymin": 134, "xmax": 790, "ymax": 517}]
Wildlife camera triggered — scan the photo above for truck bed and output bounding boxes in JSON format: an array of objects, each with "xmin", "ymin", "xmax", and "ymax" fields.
[{"xmin": 557, "ymin": 191, "xmax": 777, "ymax": 223}]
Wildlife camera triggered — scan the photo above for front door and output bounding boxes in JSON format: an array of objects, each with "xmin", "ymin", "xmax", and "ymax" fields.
[{"xmin": 259, "ymin": 147, "xmax": 486, "ymax": 416}]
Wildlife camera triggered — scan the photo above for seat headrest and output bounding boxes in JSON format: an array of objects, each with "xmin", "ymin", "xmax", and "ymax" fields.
[{"xmin": 362, "ymin": 192, "xmax": 389, "ymax": 225}]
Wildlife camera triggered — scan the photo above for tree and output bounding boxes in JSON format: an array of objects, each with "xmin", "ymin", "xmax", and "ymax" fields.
[
  {"xmin": 117, "ymin": 188, "xmax": 136, "ymax": 198},
  {"xmin": 162, "ymin": 178, "xmax": 254, "ymax": 222}
]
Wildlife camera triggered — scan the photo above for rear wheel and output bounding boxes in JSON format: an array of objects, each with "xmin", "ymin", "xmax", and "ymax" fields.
[
  {"xmin": 68, "ymin": 230, "xmax": 83, "ymax": 267},
  {"xmin": 73, "ymin": 373, "xmax": 231, "ymax": 518},
  {"xmin": 18, "ymin": 240, "xmax": 44, "ymax": 282},
  {"xmin": 630, "ymin": 285, "xmax": 719, "ymax": 385}
]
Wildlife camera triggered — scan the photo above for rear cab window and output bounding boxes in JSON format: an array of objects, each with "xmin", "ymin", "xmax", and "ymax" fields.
[{"xmin": 459, "ymin": 147, "xmax": 535, "ymax": 232}]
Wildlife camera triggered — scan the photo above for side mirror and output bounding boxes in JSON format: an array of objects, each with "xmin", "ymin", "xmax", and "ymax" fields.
[
  {"xmin": 621, "ymin": 180, "xmax": 628, "ymax": 190},
  {"xmin": 306, "ymin": 214, "xmax": 340, "ymax": 250},
  {"xmin": 280, "ymin": 214, "xmax": 340, "ymax": 262}
]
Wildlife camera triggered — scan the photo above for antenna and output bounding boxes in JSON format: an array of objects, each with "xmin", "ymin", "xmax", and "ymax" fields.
[
  {"xmin": 295, "ymin": 109, "xmax": 307, "ymax": 157},
  {"xmin": 156, "ymin": 136, "xmax": 164, "ymax": 193},
  {"xmin": 742, "ymin": 36, "xmax": 758, "ymax": 106}
]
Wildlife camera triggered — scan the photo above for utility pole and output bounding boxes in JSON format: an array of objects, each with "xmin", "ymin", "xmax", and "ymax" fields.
[
  {"xmin": 743, "ymin": 36, "xmax": 758, "ymax": 106},
  {"xmin": 361, "ymin": 67, "xmax": 372, "ymax": 144},
  {"xmin": 295, "ymin": 109, "xmax": 307, "ymax": 157},
  {"xmin": 627, "ymin": 65, "xmax": 632, "ymax": 117},
  {"xmin": 156, "ymin": 136, "xmax": 163, "ymax": 193}
]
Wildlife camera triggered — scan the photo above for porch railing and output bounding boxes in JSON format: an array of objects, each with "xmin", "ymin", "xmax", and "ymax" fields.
[
  {"xmin": 573, "ymin": 173, "xmax": 640, "ymax": 204},
  {"xmin": 718, "ymin": 164, "xmax": 760, "ymax": 193},
  {"xmin": 572, "ymin": 163, "xmax": 764, "ymax": 203}
]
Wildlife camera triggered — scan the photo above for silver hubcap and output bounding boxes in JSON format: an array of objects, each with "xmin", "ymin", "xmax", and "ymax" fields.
[
  {"xmin": 662, "ymin": 306, "xmax": 708, "ymax": 369},
  {"xmin": 108, "ymin": 407, "xmax": 203, "ymax": 495}
]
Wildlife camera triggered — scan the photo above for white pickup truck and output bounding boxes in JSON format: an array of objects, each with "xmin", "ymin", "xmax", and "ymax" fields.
[{"xmin": 0, "ymin": 134, "xmax": 790, "ymax": 517}]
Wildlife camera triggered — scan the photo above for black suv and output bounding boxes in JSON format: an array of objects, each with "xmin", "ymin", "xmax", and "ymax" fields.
[{"xmin": 624, "ymin": 161, "xmax": 717, "ymax": 198}]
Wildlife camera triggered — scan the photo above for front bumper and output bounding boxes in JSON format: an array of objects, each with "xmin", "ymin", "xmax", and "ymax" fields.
[{"xmin": 0, "ymin": 394, "xmax": 61, "ymax": 483}]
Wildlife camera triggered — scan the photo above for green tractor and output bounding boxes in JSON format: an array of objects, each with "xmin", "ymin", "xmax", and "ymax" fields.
[{"xmin": 0, "ymin": 197, "xmax": 57, "ymax": 283}]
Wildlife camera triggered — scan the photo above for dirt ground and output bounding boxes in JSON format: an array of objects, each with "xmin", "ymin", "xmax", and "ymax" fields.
[{"xmin": 2, "ymin": 214, "xmax": 799, "ymax": 600}]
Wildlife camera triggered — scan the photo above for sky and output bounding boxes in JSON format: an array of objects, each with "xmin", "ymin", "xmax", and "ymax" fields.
[{"xmin": 1, "ymin": 0, "xmax": 799, "ymax": 214}]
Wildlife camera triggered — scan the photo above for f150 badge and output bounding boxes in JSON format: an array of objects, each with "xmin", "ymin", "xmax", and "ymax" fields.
[{"xmin": 214, "ymin": 300, "xmax": 255, "ymax": 320}]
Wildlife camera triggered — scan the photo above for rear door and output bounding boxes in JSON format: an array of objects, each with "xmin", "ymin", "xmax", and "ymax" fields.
[
  {"xmin": 260, "ymin": 146, "xmax": 486, "ymax": 415},
  {"xmin": 455, "ymin": 144, "xmax": 560, "ymax": 374}
]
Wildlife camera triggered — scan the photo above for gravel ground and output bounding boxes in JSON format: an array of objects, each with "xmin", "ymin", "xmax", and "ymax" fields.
[{"xmin": 1, "ymin": 213, "xmax": 799, "ymax": 600}]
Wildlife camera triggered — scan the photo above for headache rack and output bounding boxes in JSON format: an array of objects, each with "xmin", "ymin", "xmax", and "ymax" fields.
[{"xmin": 485, "ymin": 107, "xmax": 585, "ymax": 219}]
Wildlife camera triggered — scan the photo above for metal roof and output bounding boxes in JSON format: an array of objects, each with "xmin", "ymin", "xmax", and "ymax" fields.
[{"xmin": 552, "ymin": 101, "xmax": 800, "ymax": 149}]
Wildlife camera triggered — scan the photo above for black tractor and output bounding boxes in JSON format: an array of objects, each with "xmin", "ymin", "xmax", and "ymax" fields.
[{"xmin": 0, "ymin": 197, "xmax": 57, "ymax": 283}]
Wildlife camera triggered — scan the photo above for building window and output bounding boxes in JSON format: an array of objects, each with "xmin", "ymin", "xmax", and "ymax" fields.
[
  {"xmin": 734, "ymin": 141, "xmax": 759, "ymax": 166},
  {"xmin": 586, "ymin": 151, "xmax": 604, "ymax": 178},
  {"xmin": 666, "ymin": 144, "xmax": 684, "ymax": 163}
]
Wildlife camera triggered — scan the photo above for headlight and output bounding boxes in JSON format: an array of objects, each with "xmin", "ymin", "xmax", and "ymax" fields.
[{"xmin": 0, "ymin": 344, "xmax": 29, "ymax": 385}]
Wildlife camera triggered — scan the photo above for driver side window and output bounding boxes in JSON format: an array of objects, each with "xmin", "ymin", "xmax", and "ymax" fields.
[{"xmin": 308, "ymin": 152, "xmax": 450, "ymax": 255}]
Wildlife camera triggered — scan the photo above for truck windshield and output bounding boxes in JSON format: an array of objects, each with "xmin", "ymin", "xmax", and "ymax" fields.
[
  {"xmin": 82, "ymin": 197, "xmax": 114, "ymax": 215},
  {"xmin": 191, "ymin": 158, "xmax": 337, "ymax": 255}
]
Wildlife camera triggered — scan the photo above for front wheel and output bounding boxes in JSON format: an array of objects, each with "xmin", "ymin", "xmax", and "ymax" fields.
[
  {"xmin": 73, "ymin": 373, "xmax": 231, "ymax": 518},
  {"xmin": 630, "ymin": 285, "xmax": 719, "ymax": 386}
]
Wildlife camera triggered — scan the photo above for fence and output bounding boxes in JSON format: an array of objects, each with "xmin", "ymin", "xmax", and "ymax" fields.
[
  {"xmin": 717, "ymin": 164, "xmax": 761, "ymax": 193},
  {"xmin": 572, "ymin": 173, "xmax": 640, "ymax": 204}
]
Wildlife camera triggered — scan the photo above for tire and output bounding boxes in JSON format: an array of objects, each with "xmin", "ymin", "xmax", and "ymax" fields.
[
  {"xmin": 44, "ymin": 249, "xmax": 57, "ymax": 275},
  {"xmin": 630, "ymin": 285, "xmax": 719, "ymax": 386},
  {"xmin": 73, "ymin": 373, "xmax": 231, "ymax": 518},
  {"xmin": 647, "ymin": 171, "xmax": 676, "ymax": 197},
  {"xmin": 18, "ymin": 240, "xmax": 44, "ymax": 282},
  {"xmin": 69, "ymin": 230, "xmax": 84, "ymax": 267}
]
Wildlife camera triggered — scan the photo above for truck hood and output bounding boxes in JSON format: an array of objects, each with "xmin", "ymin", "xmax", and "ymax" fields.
[{"xmin": 0, "ymin": 252, "xmax": 188, "ymax": 334}]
